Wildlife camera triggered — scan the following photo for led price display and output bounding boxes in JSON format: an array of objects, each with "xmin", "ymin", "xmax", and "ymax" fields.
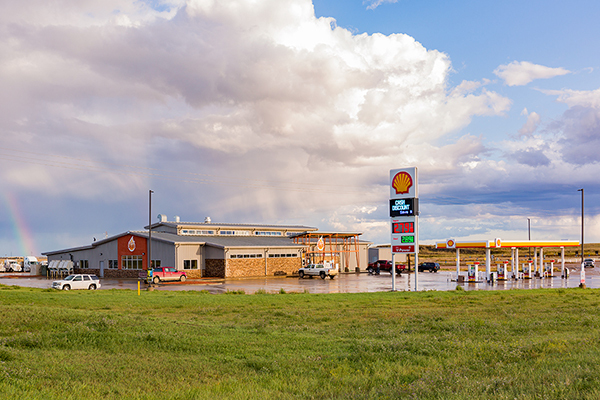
[
  {"xmin": 401, "ymin": 235, "xmax": 415, "ymax": 243},
  {"xmin": 392, "ymin": 222, "xmax": 414, "ymax": 234},
  {"xmin": 389, "ymin": 198, "xmax": 418, "ymax": 217}
]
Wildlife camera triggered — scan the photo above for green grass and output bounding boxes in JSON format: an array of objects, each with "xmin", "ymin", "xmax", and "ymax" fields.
[{"xmin": 1, "ymin": 285, "xmax": 600, "ymax": 399}]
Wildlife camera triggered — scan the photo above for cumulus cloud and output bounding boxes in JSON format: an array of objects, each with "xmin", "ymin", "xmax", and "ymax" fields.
[
  {"xmin": 553, "ymin": 106, "xmax": 600, "ymax": 165},
  {"xmin": 494, "ymin": 61, "xmax": 570, "ymax": 86},
  {"xmin": 1, "ymin": 0, "xmax": 510, "ymax": 179},
  {"xmin": 544, "ymin": 87, "xmax": 600, "ymax": 108}
]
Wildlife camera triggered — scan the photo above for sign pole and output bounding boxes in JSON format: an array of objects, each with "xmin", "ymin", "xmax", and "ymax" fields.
[
  {"xmin": 391, "ymin": 253, "xmax": 396, "ymax": 291},
  {"xmin": 414, "ymin": 215, "xmax": 419, "ymax": 291},
  {"xmin": 414, "ymin": 251, "xmax": 419, "ymax": 292}
]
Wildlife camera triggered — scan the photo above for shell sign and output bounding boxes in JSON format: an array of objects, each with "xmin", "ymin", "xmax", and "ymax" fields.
[
  {"xmin": 392, "ymin": 172, "xmax": 412, "ymax": 195},
  {"xmin": 390, "ymin": 167, "xmax": 417, "ymax": 199}
]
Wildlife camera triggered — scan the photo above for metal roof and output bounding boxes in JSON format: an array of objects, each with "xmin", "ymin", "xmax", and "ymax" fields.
[
  {"xmin": 134, "ymin": 231, "xmax": 306, "ymax": 248},
  {"xmin": 146, "ymin": 221, "xmax": 318, "ymax": 231}
]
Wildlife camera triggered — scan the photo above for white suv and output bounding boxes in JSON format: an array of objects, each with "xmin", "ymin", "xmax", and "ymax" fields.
[
  {"xmin": 52, "ymin": 274, "xmax": 101, "ymax": 290},
  {"xmin": 298, "ymin": 264, "xmax": 338, "ymax": 279}
]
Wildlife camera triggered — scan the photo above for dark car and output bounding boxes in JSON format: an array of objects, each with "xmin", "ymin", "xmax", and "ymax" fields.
[
  {"xmin": 418, "ymin": 262, "xmax": 440, "ymax": 273},
  {"xmin": 367, "ymin": 260, "xmax": 407, "ymax": 275}
]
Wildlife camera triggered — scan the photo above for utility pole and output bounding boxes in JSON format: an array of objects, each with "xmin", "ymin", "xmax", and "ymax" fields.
[
  {"xmin": 578, "ymin": 188, "xmax": 584, "ymax": 265},
  {"xmin": 148, "ymin": 190, "xmax": 154, "ymax": 272},
  {"xmin": 527, "ymin": 218, "xmax": 531, "ymax": 261}
]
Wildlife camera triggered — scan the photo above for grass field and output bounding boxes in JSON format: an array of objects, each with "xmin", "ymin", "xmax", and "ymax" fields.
[{"xmin": 1, "ymin": 285, "xmax": 600, "ymax": 399}]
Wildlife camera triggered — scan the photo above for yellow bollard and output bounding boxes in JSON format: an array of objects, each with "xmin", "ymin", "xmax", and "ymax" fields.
[{"xmin": 138, "ymin": 281, "xmax": 140, "ymax": 296}]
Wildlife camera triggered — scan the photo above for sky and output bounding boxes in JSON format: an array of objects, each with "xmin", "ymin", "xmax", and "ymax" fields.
[{"xmin": 1, "ymin": 0, "xmax": 599, "ymax": 256}]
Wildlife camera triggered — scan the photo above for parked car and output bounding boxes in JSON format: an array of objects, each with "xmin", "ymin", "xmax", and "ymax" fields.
[
  {"xmin": 418, "ymin": 262, "xmax": 440, "ymax": 273},
  {"xmin": 584, "ymin": 259, "xmax": 595, "ymax": 268},
  {"xmin": 367, "ymin": 260, "xmax": 406, "ymax": 275},
  {"xmin": 298, "ymin": 263, "xmax": 338, "ymax": 279},
  {"xmin": 147, "ymin": 267, "xmax": 187, "ymax": 284},
  {"xmin": 52, "ymin": 274, "xmax": 101, "ymax": 290}
]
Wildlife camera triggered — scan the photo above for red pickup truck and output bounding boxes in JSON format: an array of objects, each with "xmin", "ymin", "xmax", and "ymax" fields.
[
  {"xmin": 367, "ymin": 260, "xmax": 407, "ymax": 275},
  {"xmin": 147, "ymin": 267, "xmax": 187, "ymax": 284}
]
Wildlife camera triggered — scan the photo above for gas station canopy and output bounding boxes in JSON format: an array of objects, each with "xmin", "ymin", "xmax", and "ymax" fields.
[{"xmin": 435, "ymin": 239, "xmax": 580, "ymax": 250}]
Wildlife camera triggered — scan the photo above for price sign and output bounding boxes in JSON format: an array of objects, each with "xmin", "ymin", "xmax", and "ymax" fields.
[
  {"xmin": 392, "ymin": 222, "xmax": 414, "ymax": 234},
  {"xmin": 401, "ymin": 235, "xmax": 415, "ymax": 244}
]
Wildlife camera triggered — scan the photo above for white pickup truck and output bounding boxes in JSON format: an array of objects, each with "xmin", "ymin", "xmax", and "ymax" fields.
[{"xmin": 298, "ymin": 263, "xmax": 338, "ymax": 279}]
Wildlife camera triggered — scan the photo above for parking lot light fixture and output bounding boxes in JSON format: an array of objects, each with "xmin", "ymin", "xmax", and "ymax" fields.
[{"xmin": 578, "ymin": 188, "xmax": 584, "ymax": 265}]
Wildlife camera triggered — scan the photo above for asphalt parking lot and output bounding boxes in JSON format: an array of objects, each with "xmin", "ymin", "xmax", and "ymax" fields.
[{"xmin": 0, "ymin": 265, "xmax": 597, "ymax": 294}]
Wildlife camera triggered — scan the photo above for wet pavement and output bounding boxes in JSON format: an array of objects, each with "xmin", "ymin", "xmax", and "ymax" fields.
[{"xmin": 0, "ymin": 265, "xmax": 597, "ymax": 294}]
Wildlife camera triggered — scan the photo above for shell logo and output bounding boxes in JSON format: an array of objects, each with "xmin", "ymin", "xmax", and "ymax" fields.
[
  {"xmin": 495, "ymin": 238, "xmax": 502, "ymax": 248},
  {"xmin": 392, "ymin": 172, "xmax": 413, "ymax": 195},
  {"xmin": 128, "ymin": 236, "xmax": 136, "ymax": 252},
  {"xmin": 446, "ymin": 239, "xmax": 455, "ymax": 248},
  {"xmin": 317, "ymin": 237, "xmax": 325, "ymax": 251}
]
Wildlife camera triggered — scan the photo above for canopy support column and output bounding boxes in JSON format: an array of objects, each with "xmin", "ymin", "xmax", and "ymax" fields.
[
  {"xmin": 486, "ymin": 247, "xmax": 491, "ymax": 281},
  {"xmin": 510, "ymin": 248, "xmax": 515, "ymax": 279},
  {"xmin": 515, "ymin": 248, "xmax": 519, "ymax": 279},
  {"xmin": 561, "ymin": 247, "xmax": 565, "ymax": 278},
  {"xmin": 456, "ymin": 248, "xmax": 460, "ymax": 281}
]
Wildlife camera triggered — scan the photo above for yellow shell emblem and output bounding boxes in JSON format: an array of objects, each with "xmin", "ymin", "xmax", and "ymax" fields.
[
  {"xmin": 392, "ymin": 172, "xmax": 413, "ymax": 195},
  {"xmin": 128, "ymin": 236, "xmax": 136, "ymax": 252}
]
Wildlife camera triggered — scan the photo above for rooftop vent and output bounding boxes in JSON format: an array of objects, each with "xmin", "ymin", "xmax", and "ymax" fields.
[
  {"xmin": 204, "ymin": 217, "xmax": 211, "ymax": 223},
  {"xmin": 157, "ymin": 214, "xmax": 167, "ymax": 222},
  {"xmin": 174, "ymin": 215, "xmax": 180, "ymax": 223}
]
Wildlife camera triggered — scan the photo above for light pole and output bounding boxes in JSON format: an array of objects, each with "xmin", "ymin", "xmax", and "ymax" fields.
[
  {"xmin": 148, "ymin": 190, "xmax": 154, "ymax": 272},
  {"xmin": 578, "ymin": 188, "xmax": 584, "ymax": 265},
  {"xmin": 527, "ymin": 218, "xmax": 531, "ymax": 261}
]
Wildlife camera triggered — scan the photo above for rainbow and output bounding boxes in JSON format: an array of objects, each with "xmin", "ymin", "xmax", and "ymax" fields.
[{"xmin": 2, "ymin": 192, "xmax": 37, "ymax": 256}]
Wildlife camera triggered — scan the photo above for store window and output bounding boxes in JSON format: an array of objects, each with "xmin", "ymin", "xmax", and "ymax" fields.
[
  {"xmin": 108, "ymin": 260, "xmax": 118, "ymax": 269},
  {"xmin": 122, "ymin": 255, "xmax": 143, "ymax": 269},
  {"xmin": 183, "ymin": 260, "xmax": 198, "ymax": 270}
]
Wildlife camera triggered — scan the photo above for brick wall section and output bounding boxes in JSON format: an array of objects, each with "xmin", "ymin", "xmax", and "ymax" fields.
[
  {"xmin": 184, "ymin": 269, "xmax": 203, "ymax": 279},
  {"xmin": 227, "ymin": 259, "xmax": 265, "ymax": 278},
  {"xmin": 204, "ymin": 259, "xmax": 225, "ymax": 278},
  {"xmin": 224, "ymin": 257, "xmax": 302, "ymax": 278},
  {"xmin": 267, "ymin": 258, "xmax": 301, "ymax": 276}
]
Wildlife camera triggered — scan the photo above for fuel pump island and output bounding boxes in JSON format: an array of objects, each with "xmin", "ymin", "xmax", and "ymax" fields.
[{"xmin": 435, "ymin": 239, "xmax": 580, "ymax": 284}]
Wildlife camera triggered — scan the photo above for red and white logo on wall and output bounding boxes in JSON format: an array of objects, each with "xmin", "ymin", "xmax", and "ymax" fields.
[
  {"xmin": 317, "ymin": 236, "xmax": 325, "ymax": 251},
  {"xmin": 128, "ymin": 236, "xmax": 136, "ymax": 252}
]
